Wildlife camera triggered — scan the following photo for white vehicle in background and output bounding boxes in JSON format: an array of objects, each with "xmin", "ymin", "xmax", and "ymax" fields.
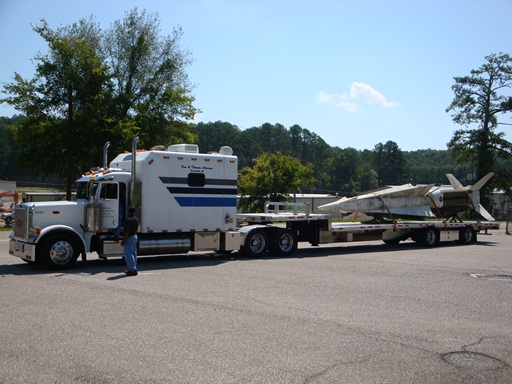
[{"xmin": 2, "ymin": 211, "xmax": 14, "ymax": 226}]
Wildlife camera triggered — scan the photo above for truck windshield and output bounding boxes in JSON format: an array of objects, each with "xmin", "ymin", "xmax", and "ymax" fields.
[
  {"xmin": 75, "ymin": 182, "xmax": 99, "ymax": 200},
  {"xmin": 75, "ymin": 182, "xmax": 89, "ymax": 200}
]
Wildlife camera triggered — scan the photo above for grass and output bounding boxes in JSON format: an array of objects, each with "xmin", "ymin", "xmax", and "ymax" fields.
[{"xmin": 17, "ymin": 187, "xmax": 63, "ymax": 194}]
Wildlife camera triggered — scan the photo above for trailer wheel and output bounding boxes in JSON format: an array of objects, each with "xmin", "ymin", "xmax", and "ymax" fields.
[
  {"xmin": 418, "ymin": 227, "xmax": 439, "ymax": 247},
  {"xmin": 458, "ymin": 226, "xmax": 475, "ymax": 244},
  {"xmin": 270, "ymin": 228, "xmax": 297, "ymax": 256},
  {"xmin": 242, "ymin": 229, "xmax": 269, "ymax": 257},
  {"xmin": 39, "ymin": 233, "xmax": 80, "ymax": 269}
]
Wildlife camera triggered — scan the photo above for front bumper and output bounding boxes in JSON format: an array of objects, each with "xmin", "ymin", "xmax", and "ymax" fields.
[{"xmin": 9, "ymin": 239, "xmax": 36, "ymax": 262}]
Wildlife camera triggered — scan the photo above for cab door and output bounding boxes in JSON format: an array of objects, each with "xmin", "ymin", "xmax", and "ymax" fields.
[{"xmin": 98, "ymin": 182, "xmax": 120, "ymax": 230}]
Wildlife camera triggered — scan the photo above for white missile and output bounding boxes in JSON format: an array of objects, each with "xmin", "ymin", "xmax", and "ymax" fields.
[
  {"xmin": 318, "ymin": 183, "xmax": 434, "ymax": 213},
  {"xmin": 318, "ymin": 173, "xmax": 495, "ymax": 221}
]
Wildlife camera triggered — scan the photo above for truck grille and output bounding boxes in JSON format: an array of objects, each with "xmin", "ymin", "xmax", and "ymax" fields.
[{"xmin": 14, "ymin": 206, "xmax": 30, "ymax": 239}]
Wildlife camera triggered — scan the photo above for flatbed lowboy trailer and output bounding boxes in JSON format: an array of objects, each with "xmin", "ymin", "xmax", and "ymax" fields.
[{"xmin": 238, "ymin": 202, "xmax": 499, "ymax": 256}]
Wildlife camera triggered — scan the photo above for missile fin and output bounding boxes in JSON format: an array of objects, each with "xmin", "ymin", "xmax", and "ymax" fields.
[
  {"xmin": 472, "ymin": 172, "xmax": 494, "ymax": 191},
  {"xmin": 446, "ymin": 174, "xmax": 465, "ymax": 190},
  {"xmin": 474, "ymin": 203, "xmax": 495, "ymax": 221}
]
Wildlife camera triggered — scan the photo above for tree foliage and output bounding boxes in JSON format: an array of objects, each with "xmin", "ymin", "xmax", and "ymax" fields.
[
  {"xmin": 1, "ymin": 8, "xmax": 198, "ymax": 179},
  {"xmin": 238, "ymin": 152, "xmax": 316, "ymax": 212},
  {"xmin": 372, "ymin": 141, "xmax": 407, "ymax": 185},
  {"xmin": 2, "ymin": 110, "xmax": 476, "ymax": 197},
  {"xmin": 193, "ymin": 121, "xmax": 241, "ymax": 154},
  {"xmin": 0, "ymin": 116, "xmax": 22, "ymax": 179},
  {"xmin": 104, "ymin": 9, "xmax": 197, "ymax": 146},
  {"xmin": 404, "ymin": 149, "xmax": 470, "ymax": 184},
  {"xmin": 191, "ymin": 122, "xmax": 471, "ymax": 196},
  {"xmin": 446, "ymin": 52, "xmax": 512, "ymax": 206},
  {"xmin": 6, "ymin": 36, "xmax": 510, "ymax": 205}
]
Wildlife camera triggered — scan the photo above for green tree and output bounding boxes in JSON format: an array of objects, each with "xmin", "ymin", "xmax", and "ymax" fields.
[
  {"xmin": 237, "ymin": 126, "xmax": 265, "ymax": 169},
  {"xmin": 192, "ymin": 121, "xmax": 241, "ymax": 153},
  {"xmin": 327, "ymin": 147, "xmax": 360, "ymax": 194},
  {"xmin": 404, "ymin": 149, "xmax": 468, "ymax": 184},
  {"xmin": 287, "ymin": 125, "xmax": 332, "ymax": 191},
  {"xmin": 1, "ymin": 18, "xmax": 116, "ymax": 177},
  {"xmin": 446, "ymin": 52, "xmax": 512, "ymax": 207},
  {"xmin": 327, "ymin": 147, "xmax": 379, "ymax": 195},
  {"xmin": 372, "ymin": 141, "xmax": 407, "ymax": 185},
  {"xmin": 258, "ymin": 123, "xmax": 291, "ymax": 154},
  {"xmin": 237, "ymin": 123, "xmax": 292, "ymax": 169},
  {"xmin": 238, "ymin": 152, "xmax": 316, "ymax": 212},
  {"xmin": 0, "ymin": 116, "xmax": 22, "ymax": 179},
  {"xmin": 104, "ymin": 8, "xmax": 198, "ymax": 147},
  {"xmin": 357, "ymin": 163, "xmax": 379, "ymax": 191},
  {"xmin": 494, "ymin": 163, "xmax": 512, "ymax": 205},
  {"xmin": 1, "ymin": 8, "xmax": 198, "ymax": 179}
]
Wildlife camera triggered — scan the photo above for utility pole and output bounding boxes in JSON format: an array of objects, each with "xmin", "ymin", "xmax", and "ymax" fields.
[
  {"xmin": 506, "ymin": 201, "xmax": 510, "ymax": 235},
  {"xmin": 66, "ymin": 81, "xmax": 73, "ymax": 201}
]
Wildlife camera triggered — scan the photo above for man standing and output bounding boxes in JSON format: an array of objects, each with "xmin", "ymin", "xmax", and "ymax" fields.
[{"xmin": 121, "ymin": 206, "xmax": 139, "ymax": 276}]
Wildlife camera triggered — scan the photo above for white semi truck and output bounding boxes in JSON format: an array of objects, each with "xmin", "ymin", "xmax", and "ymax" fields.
[{"xmin": 9, "ymin": 138, "xmax": 500, "ymax": 269}]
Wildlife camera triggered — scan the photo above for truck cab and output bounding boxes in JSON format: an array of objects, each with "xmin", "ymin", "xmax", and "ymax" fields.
[{"xmin": 9, "ymin": 138, "xmax": 239, "ymax": 269}]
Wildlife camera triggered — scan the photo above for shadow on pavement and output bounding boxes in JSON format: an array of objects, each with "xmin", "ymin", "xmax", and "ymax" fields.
[{"xmin": 0, "ymin": 237, "xmax": 500, "ymax": 277}]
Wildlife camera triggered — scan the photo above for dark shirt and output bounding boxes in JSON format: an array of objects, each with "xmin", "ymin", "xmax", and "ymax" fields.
[{"xmin": 124, "ymin": 216, "xmax": 138, "ymax": 237}]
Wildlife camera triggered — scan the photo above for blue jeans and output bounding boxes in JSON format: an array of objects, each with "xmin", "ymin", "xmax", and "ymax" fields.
[{"xmin": 123, "ymin": 235, "xmax": 138, "ymax": 271}]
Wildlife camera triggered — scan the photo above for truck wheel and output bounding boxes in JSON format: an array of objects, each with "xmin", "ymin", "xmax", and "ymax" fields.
[
  {"xmin": 242, "ymin": 229, "xmax": 269, "ymax": 257},
  {"xmin": 418, "ymin": 227, "xmax": 438, "ymax": 247},
  {"xmin": 458, "ymin": 227, "xmax": 475, "ymax": 244},
  {"xmin": 39, "ymin": 234, "xmax": 80, "ymax": 269},
  {"xmin": 270, "ymin": 228, "xmax": 297, "ymax": 256}
]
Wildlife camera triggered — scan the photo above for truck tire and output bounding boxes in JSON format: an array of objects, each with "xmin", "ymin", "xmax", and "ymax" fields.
[
  {"xmin": 242, "ymin": 228, "xmax": 269, "ymax": 257},
  {"xmin": 458, "ymin": 226, "xmax": 475, "ymax": 244},
  {"xmin": 418, "ymin": 227, "xmax": 439, "ymax": 247},
  {"xmin": 39, "ymin": 233, "xmax": 80, "ymax": 269},
  {"xmin": 269, "ymin": 228, "xmax": 297, "ymax": 256}
]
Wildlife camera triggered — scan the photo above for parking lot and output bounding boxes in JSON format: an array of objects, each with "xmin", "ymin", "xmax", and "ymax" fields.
[{"xmin": 1, "ymin": 228, "xmax": 511, "ymax": 383}]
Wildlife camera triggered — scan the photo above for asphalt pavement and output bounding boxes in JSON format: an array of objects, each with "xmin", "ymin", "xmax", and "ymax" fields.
[{"xmin": 1, "ymin": 227, "xmax": 511, "ymax": 383}]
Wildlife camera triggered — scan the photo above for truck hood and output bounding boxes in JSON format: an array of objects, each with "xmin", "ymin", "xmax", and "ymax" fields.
[{"xmin": 23, "ymin": 200, "xmax": 87, "ymax": 230}]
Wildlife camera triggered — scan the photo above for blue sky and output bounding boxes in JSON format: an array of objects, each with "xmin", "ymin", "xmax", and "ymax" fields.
[{"xmin": 1, "ymin": 0, "xmax": 511, "ymax": 151}]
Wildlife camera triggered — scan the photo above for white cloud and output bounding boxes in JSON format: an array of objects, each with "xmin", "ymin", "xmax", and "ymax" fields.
[
  {"xmin": 349, "ymin": 82, "xmax": 399, "ymax": 108},
  {"xmin": 316, "ymin": 91, "xmax": 333, "ymax": 103},
  {"xmin": 317, "ymin": 82, "xmax": 399, "ymax": 112},
  {"xmin": 192, "ymin": 112, "xmax": 204, "ymax": 122},
  {"xmin": 336, "ymin": 101, "xmax": 359, "ymax": 112}
]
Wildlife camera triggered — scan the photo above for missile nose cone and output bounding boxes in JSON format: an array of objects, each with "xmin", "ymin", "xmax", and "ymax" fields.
[
  {"xmin": 318, "ymin": 197, "xmax": 349, "ymax": 211},
  {"xmin": 318, "ymin": 202, "xmax": 337, "ymax": 210}
]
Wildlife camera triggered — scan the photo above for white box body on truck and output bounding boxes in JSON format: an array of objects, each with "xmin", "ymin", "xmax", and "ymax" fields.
[{"xmin": 9, "ymin": 138, "xmax": 500, "ymax": 269}]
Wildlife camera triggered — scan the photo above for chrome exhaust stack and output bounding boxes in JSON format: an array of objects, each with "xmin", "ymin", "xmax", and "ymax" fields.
[
  {"xmin": 103, "ymin": 141, "xmax": 110, "ymax": 169},
  {"xmin": 130, "ymin": 137, "xmax": 139, "ymax": 207}
]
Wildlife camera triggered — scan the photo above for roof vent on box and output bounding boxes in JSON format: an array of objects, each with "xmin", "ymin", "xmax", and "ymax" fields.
[
  {"xmin": 219, "ymin": 146, "xmax": 233, "ymax": 156},
  {"xmin": 167, "ymin": 144, "xmax": 199, "ymax": 154}
]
